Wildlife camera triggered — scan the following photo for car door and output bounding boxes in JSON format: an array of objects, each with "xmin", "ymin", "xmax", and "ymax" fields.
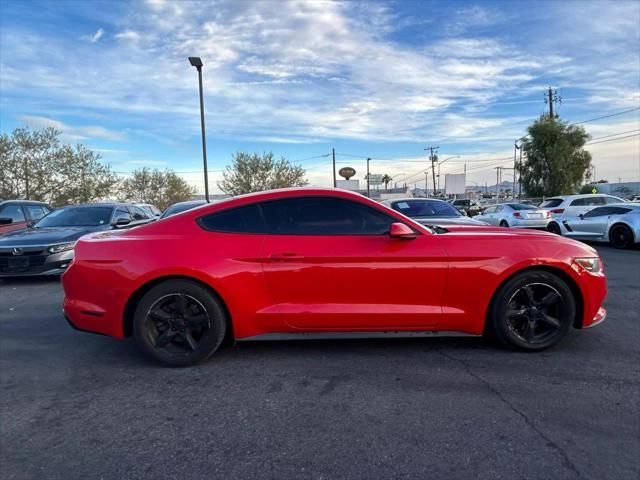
[
  {"xmin": 564, "ymin": 206, "xmax": 613, "ymax": 239},
  {"xmin": 260, "ymin": 196, "xmax": 448, "ymax": 330},
  {"xmin": 475, "ymin": 205, "xmax": 494, "ymax": 224}
]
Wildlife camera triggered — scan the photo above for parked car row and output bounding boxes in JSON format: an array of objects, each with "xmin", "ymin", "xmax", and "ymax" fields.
[{"xmin": 0, "ymin": 202, "xmax": 157, "ymax": 277}]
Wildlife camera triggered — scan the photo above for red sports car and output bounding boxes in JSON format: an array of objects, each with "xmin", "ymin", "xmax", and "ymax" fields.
[{"xmin": 62, "ymin": 188, "xmax": 607, "ymax": 366}]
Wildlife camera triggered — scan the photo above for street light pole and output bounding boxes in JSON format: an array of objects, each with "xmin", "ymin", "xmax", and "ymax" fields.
[
  {"xmin": 366, "ymin": 157, "xmax": 371, "ymax": 198},
  {"xmin": 437, "ymin": 155, "xmax": 460, "ymax": 194},
  {"xmin": 188, "ymin": 57, "xmax": 209, "ymax": 202}
]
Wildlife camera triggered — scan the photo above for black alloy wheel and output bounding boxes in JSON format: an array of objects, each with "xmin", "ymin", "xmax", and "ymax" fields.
[
  {"xmin": 547, "ymin": 222, "xmax": 561, "ymax": 235},
  {"xmin": 488, "ymin": 270, "xmax": 575, "ymax": 351},
  {"xmin": 133, "ymin": 279, "xmax": 227, "ymax": 366},
  {"xmin": 609, "ymin": 224, "xmax": 634, "ymax": 249}
]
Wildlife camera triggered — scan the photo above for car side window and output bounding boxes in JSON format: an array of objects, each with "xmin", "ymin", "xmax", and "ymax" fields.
[
  {"xmin": 583, "ymin": 207, "xmax": 610, "ymax": 218},
  {"xmin": 129, "ymin": 206, "xmax": 150, "ymax": 221},
  {"xmin": 483, "ymin": 206, "xmax": 495, "ymax": 214},
  {"xmin": 604, "ymin": 196, "xmax": 621, "ymax": 204},
  {"xmin": 608, "ymin": 207, "xmax": 632, "ymax": 215},
  {"xmin": 26, "ymin": 205, "xmax": 47, "ymax": 220},
  {"xmin": 0, "ymin": 204, "xmax": 26, "ymax": 222},
  {"xmin": 113, "ymin": 207, "xmax": 132, "ymax": 223},
  {"xmin": 199, "ymin": 204, "xmax": 265, "ymax": 233},
  {"xmin": 260, "ymin": 197, "xmax": 397, "ymax": 236},
  {"xmin": 495, "ymin": 205, "xmax": 504, "ymax": 212}
]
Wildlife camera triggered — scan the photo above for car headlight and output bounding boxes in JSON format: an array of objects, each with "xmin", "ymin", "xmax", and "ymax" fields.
[
  {"xmin": 48, "ymin": 242, "xmax": 76, "ymax": 254},
  {"xmin": 574, "ymin": 257, "xmax": 601, "ymax": 273}
]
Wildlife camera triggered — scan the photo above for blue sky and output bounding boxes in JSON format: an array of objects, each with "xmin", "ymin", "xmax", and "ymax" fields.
[{"xmin": 1, "ymin": 0, "xmax": 639, "ymax": 192}]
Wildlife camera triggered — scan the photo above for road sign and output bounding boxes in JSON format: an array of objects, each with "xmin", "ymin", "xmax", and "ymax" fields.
[
  {"xmin": 592, "ymin": 187, "xmax": 597, "ymax": 194},
  {"xmin": 366, "ymin": 174, "xmax": 383, "ymax": 185}
]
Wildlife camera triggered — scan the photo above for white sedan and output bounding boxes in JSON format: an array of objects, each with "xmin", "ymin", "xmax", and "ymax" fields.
[
  {"xmin": 547, "ymin": 203, "xmax": 640, "ymax": 249},
  {"xmin": 475, "ymin": 203, "xmax": 551, "ymax": 229}
]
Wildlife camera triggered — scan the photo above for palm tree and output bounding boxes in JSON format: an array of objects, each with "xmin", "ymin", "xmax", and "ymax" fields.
[{"xmin": 381, "ymin": 174, "xmax": 392, "ymax": 189}]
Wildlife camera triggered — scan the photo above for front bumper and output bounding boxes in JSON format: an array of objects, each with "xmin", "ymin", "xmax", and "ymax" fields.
[
  {"xmin": 0, "ymin": 250, "xmax": 74, "ymax": 277},
  {"xmin": 585, "ymin": 307, "xmax": 607, "ymax": 328}
]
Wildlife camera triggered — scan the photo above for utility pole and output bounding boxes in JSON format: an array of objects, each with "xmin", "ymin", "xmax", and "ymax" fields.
[
  {"xmin": 424, "ymin": 146, "xmax": 438, "ymax": 197},
  {"xmin": 495, "ymin": 167, "xmax": 501, "ymax": 204},
  {"xmin": 332, "ymin": 148, "xmax": 336, "ymax": 188},
  {"xmin": 513, "ymin": 142, "xmax": 519, "ymax": 200},
  {"xmin": 366, "ymin": 157, "xmax": 371, "ymax": 198},
  {"xmin": 544, "ymin": 86, "xmax": 562, "ymax": 119},
  {"xmin": 518, "ymin": 146, "xmax": 523, "ymax": 200}
]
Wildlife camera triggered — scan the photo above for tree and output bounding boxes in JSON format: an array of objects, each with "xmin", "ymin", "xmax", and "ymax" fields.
[
  {"xmin": 119, "ymin": 167, "xmax": 195, "ymax": 211},
  {"xmin": 519, "ymin": 117, "xmax": 592, "ymax": 197},
  {"xmin": 0, "ymin": 127, "xmax": 118, "ymax": 204},
  {"xmin": 217, "ymin": 151, "xmax": 307, "ymax": 195},
  {"xmin": 381, "ymin": 174, "xmax": 392, "ymax": 189}
]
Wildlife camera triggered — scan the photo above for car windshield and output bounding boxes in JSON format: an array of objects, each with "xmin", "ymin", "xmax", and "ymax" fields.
[
  {"xmin": 161, "ymin": 203, "xmax": 203, "ymax": 219},
  {"xmin": 34, "ymin": 206, "xmax": 113, "ymax": 227},
  {"xmin": 540, "ymin": 199, "xmax": 563, "ymax": 208},
  {"xmin": 392, "ymin": 200, "xmax": 462, "ymax": 217},
  {"xmin": 507, "ymin": 203, "xmax": 538, "ymax": 210}
]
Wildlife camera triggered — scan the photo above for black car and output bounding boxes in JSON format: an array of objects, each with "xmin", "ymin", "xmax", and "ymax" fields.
[
  {"xmin": 450, "ymin": 198, "xmax": 483, "ymax": 217},
  {"xmin": 0, "ymin": 203, "xmax": 153, "ymax": 277}
]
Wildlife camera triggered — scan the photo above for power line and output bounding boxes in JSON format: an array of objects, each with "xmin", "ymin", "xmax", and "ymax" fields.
[{"xmin": 585, "ymin": 133, "xmax": 640, "ymax": 146}]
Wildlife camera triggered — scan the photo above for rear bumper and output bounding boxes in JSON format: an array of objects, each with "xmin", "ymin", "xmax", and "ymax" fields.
[
  {"xmin": 510, "ymin": 219, "xmax": 551, "ymax": 228},
  {"xmin": 62, "ymin": 260, "xmax": 130, "ymax": 338}
]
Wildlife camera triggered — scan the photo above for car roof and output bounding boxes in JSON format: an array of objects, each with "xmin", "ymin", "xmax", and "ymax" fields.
[
  {"xmin": 57, "ymin": 203, "xmax": 129, "ymax": 210},
  {"xmin": 547, "ymin": 194, "xmax": 621, "ymax": 201},
  {"xmin": 0, "ymin": 199, "xmax": 52, "ymax": 206},
  {"xmin": 386, "ymin": 198, "xmax": 449, "ymax": 204}
]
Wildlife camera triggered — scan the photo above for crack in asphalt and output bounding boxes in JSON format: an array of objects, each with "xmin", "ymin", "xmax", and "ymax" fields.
[{"xmin": 437, "ymin": 349, "xmax": 585, "ymax": 480}]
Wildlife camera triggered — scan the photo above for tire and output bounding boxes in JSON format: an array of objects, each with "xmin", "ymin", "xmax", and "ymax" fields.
[
  {"xmin": 487, "ymin": 270, "xmax": 575, "ymax": 352},
  {"xmin": 133, "ymin": 279, "xmax": 227, "ymax": 367},
  {"xmin": 499, "ymin": 220, "xmax": 509, "ymax": 228},
  {"xmin": 547, "ymin": 222, "xmax": 561, "ymax": 235},
  {"xmin": 609, "ymin": 224, "xmax": 634, "ymax": 249}
]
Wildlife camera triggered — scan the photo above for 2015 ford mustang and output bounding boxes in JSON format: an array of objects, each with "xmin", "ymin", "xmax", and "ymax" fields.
[{"xmin": 62, "ymin": 188, "xmax": 607, "ymax": 366}]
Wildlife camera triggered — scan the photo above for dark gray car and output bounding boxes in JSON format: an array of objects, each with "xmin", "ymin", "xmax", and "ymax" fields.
[
  {"xmin": 381, "ymin": 198, "xmax": 488, "ymax": 227},
  {"xmin": 0, "ymin": 203, "xmax": 153, "ymax": 277}
]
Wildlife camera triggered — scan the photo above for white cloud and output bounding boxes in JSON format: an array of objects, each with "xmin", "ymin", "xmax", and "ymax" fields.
[
  {"xmin": 18, "ymin": 115, "xmax": 126, "ymax": 142},
  {"xmin": 81, "ymin": 28, "xmax": 104, "ymax": 43}
]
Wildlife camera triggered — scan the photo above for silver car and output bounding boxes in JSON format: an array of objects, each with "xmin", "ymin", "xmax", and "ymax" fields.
[
  {"xmin": 547, "ymin": 203, "xmax": 640, "ymax": 249},
  {"xmin": 381, "ymin": 198, "xmax": 488, "ymax": 226},
  {"xmin": 475, "ymin": 203, "xmax": 551, "ymax": 229}
]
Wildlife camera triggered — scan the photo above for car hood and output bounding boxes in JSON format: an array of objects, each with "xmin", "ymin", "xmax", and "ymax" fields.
[
  {"xmin": 413, "ymin": 216, "xmax": 488, "ymax": 226},
  {"xmin": 0, "ymin": 226, "xmax": 109, "ymax": 247}
]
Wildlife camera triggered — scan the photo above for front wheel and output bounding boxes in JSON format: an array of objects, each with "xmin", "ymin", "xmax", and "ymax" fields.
[
  {"xmin": 609, "ymin": 224, "xmax": 634, "ymax": 249},
  {"xmin": 487, "ymin": 271, "xmax": 575, "ymax": 351},
  {"xmin": 133, "ymin": 279, "xmax": 227, "ymax": 366}
]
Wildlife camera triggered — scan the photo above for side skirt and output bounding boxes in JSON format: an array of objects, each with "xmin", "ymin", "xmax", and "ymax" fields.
[{"xmin": 236, "ymin": 331, "xmax": 480, "ymax": 342}]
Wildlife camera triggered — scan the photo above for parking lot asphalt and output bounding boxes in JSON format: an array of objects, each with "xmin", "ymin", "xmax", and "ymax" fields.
[{"xmin": 1, "ymin": 245, "xmax": 639, "ymax": 480}]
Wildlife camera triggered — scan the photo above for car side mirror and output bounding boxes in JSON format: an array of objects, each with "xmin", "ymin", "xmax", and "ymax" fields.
[
  {"xmin": 578, "ymin": 213, "xmax": 584, "ymax": 219},
  {"xmin": 0, "ymin": 217, "xmax": 12, "ymax": 225},
  {"xmin": 389, "ymin": 222, "xmax": 417, "ymax": 240},
  {"xmin": 113, "ymin": 218, "xmax": 131, "ymax": 227}
]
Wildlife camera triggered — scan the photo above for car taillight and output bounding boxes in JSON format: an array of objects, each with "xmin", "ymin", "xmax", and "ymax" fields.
[
  {"xmin": 550, "ymin": 208, "xmax": 564, "ymax": 215},
  {"xmin": 513, "ymin": 212, "xmax": 522, "ymax": 218}
]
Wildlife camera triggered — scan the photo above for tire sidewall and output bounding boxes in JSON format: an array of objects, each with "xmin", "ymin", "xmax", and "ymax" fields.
[
  {"xmin": 490, "ymin": 271, "xmax": 575, "ymax": 351},
  {"xmin": 133, "ymin": 279, "xmax": 227, "ymax": 366},
  {"xmin": 609, "ymin": 224, "xmax": 633, "ymax": 249},
  {"xmin": 500, "ymin": 220, "xmax": 509, "ymax": 228},
  {"xmin": 547, "ymin": 222, "xmax": 561, "ymax": 235}
]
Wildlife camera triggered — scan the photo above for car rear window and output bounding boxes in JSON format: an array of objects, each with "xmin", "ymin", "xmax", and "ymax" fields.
[
  {"xmin": 540, "ymin": 199, "xmax": 562, "ymax": 208},
  {"xmin": 507, "ymin": 203, "xmax": 538, "ymax": 210}
]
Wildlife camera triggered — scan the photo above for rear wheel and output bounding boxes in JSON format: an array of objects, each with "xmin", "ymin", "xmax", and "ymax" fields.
[
  {"xmin": 547, "ymin": 222, "xmax": 561, "ymax": 235},
  {"xmin": 133, "ymin": 279, "xmax": 227, "ymax": 366},
  {"xmin": 609, "ymin": 224, "xmax": 634, "ymax": 249},
  {"xmin": 499, "ymin": 220, "xmax": 509, "ymax": 228},
  {"xmin": 487, "ymin": 271, "xmax": 575, "ymax": 351}
]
